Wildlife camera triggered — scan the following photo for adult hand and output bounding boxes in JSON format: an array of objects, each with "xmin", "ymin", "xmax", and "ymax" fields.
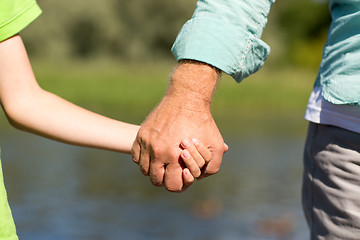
[{"xmin": 131, "ymin": 61, "xmax": 226, "ymax": 192}]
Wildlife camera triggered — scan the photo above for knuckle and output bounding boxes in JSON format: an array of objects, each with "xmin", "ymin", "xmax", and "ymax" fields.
[
  {"xmin": 150, "ymin": 179, "xmax": 162, "ymax": 187},
  {"xmin": 151, "ymin": 144, "xmax": 167, "ymax": 158},
  {"xmin": 136, "ymin": 128, "xmax": 147, "ymax": 138},
  {"xmin": 132, "ymin": 157, "xmax": 139, "ymax": 164},
  {"xmin": 139, "ymin": 166, "xmax": 149, "ymax": 176},
  {"xmin": 167, "ymin": 188, "xmax": 182, "ymax": 193},
  {"xmin": 166, "ymin": 184, "xmax": 182, "ymax": 193},
  {"xmin": 150, "ymin": 171, "xmax": 163, "ymax": 187},
  {"xmin": 130, "ymin": 147, "xmax": 140, "ymax": 163},
  {"xmin": 206, "ymin": 167, "xmax": 220, "ymax": 175},
  {"xmin": 169, "ymin": 148, "xmax": 181, "ymax": 161}
]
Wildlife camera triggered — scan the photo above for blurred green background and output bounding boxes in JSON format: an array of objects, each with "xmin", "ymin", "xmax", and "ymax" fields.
[
  {"xmin": 4, "ymin": 0, "xmax": 331, "ymax": 136},
  {"xmin": 1, "ymin": 1, "xmax": 334, "ymax": 239}
]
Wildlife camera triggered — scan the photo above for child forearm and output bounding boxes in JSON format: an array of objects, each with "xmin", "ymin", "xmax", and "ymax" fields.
[
  {"xmin": 6, "ymin": 88, "xmax": 139, "ymax": 153},
  {"xmin": 0, "ymin": 35, "xmax": 139, "ymax": 154}
]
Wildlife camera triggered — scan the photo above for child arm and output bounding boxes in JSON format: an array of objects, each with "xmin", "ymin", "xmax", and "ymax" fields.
[{"xmin": 0, "ymin": 35, "xmax": 139, "ymax": 154}]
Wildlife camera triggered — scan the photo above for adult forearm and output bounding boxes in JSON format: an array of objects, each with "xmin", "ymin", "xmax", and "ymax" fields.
[{"xmin": 166, "ymin": 60, "xmax": 221, "ymax": 107}]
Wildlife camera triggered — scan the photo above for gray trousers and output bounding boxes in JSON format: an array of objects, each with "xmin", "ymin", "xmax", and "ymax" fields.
[{"xmin": 302, "ymin": 122, "xmax": 360, "ymax": 240}]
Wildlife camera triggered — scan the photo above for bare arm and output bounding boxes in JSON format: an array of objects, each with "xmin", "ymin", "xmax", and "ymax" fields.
[
  {"xmin": 0, "ymin": 35, "xmax": 139, "ymax": 154},
  {"xmin": 132, "ymin": 60, "xmax": 226, "ymax": 192}
]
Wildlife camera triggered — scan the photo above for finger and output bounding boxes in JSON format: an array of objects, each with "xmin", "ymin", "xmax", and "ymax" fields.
[
  {"xmin": 149, "ymin": 160, "xmax": 165, "ymax": 187},
  {"xmin": 182, "ymin": 168, "xmax": 194, "ymax": 189},
  {"xmin": 180, "ymin": 149, "xmax": 201, "ymax": 178},
  {"xmin": 164, "ymin": 163, "xmax": 183, "ymax": 192},
  {"xmin": 199, "ymin": 148, "xmax": 223, "ymax": 179},
  {"xmin": 131, "ymin": 140, "xmax": 141, "ymax": 164},
  {"xmin": 181, "ymin": 139, "xmax": 206, "ymax": 168},
  {"xmin": 191, "ymin": 138, "xmax": 212, "ymax": 163},
  {"xmin": 138, "ymin": 143, "xmax": 150, "ymax": 176},
  {"xmin": 224, "ymin": 143, "xmax": 229, "ymax": 153}
]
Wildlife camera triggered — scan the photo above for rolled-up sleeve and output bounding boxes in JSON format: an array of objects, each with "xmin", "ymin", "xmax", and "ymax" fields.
[{"xmin": 171, "ymin": 0, "xmax": 275, "ymax": 82}]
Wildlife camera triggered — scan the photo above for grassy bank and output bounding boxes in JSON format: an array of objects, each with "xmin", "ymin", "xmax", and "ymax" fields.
[{"xmin": 0, "ymin": 59, "xmax": 317, "ymax": 137}]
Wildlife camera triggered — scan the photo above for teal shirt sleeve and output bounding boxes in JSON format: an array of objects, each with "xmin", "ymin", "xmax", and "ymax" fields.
[{"xmin": 171, "ymin": 0, "xmax": 275, "ymax": 82}]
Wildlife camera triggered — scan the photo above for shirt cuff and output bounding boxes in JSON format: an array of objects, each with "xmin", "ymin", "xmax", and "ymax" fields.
[{"xmin": 171, "ymin": 17, "xmax": 270, "ymax": 82}]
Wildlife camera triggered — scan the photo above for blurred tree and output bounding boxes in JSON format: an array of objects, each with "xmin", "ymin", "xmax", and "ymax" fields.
[
  {"xmin": 269, "ymin": 0, "xmax": 331, "ymax": 68},
  {"xmin": 21, "ymin": 0, "xmax": 195, "ymax": 61},
  {"xmin": 20, "ymin": 0, "xmax": 331, "ymax": 67}
]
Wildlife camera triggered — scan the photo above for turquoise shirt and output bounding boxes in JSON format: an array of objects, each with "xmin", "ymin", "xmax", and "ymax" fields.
[
  {"xmin": 316, "ymin": 0, "xmax": 360, "ymax": 104},
  {"xmin": 172, "ymin": 0, "xmax": 360, "ymax": 105}
]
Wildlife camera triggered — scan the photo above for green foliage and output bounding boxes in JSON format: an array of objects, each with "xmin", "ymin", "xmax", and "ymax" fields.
[
  {"xmin": 20, "ymin": 0, "xmax": 331, "ymax": 68},
  {"xmin": 276, "ymin": 0, "xmax": 330, "ymax": 41},
  {"xmin": 22, "ymin": 0, "xmax": 195, "ymax": 61},
  {"xmin": 267, "ymin": 0, "xmax": 331, "ymax": 68}
]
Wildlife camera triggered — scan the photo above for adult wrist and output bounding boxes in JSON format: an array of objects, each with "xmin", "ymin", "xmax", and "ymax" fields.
[{"xmin": 167, "ymin": 60, "xmax": 220, "ymax": 106}]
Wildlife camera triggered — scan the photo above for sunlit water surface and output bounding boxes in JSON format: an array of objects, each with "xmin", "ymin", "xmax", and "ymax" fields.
[{"xmin": 1, "ymin": 130, "xmax": 309, "ymax": 240}]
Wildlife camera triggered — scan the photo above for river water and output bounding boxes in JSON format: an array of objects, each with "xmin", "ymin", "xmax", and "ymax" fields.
[{"xmin": 1, "ymin": 129, "xmax": 309, "ymax": 240}]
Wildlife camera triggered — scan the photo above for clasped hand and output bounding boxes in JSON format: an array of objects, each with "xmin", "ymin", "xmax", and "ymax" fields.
[{"xmin": 131, "ymin": 94, "xmax": 227, "ymax": 192}]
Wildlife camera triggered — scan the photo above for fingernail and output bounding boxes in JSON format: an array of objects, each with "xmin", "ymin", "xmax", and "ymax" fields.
[
  {"xmin": 191, "ymin": 138, "xmax": 199, "ymax": 146},
  {"xmin": 182, "ymin": 149, "xmax": 190, "ymax": 159},
  {"xmin": 182, "ymin": 139, "xmax": 191, "ymax": 148}
]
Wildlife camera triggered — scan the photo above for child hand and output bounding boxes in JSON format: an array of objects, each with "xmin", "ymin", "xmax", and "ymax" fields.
[{"xmin": 180, "ymin": 138, "xmax": 213, "ymax": 178}]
